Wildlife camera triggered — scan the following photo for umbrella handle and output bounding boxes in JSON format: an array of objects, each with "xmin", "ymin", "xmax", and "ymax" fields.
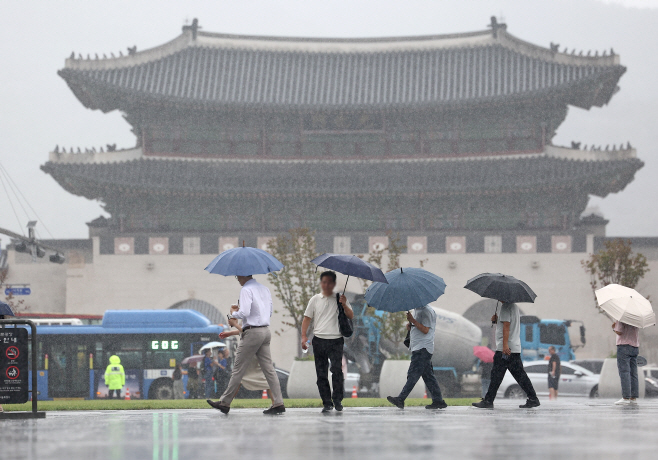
[
  {"xmin": 491, "ymin": 301, "xmax": 499, "ymax": 328},
  {"xmin": 342, "ymin": 275, "xmax": 350, "ymax": 296}
]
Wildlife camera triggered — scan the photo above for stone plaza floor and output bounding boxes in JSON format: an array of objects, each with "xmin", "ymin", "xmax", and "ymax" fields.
[{"xmin": 2, "ymin": 399, "xmax": 657, "ymax": 460}]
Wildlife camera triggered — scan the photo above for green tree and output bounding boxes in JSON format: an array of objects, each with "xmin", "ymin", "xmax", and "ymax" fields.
[
  {"xmin": 581, "ymin": 238, "xmax": 650, "ymax": 310},
  {"xmin": 266, "ymin": 228, "xmax": 318, "ymax": 355}
]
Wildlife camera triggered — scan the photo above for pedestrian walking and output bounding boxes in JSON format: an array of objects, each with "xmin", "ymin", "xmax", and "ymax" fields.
[
  {"xmin": 472, "ymin": 302, "xmax": 540, "ymax": 409},
  {"xmin": 202, "ymin": 349, "xmax": 218, "ymax": 398},
  {"xmin": 301, "ymin": 271, "xmax": 354, "ymax": 413},
  {"xmin": 612, "ymin": 321, "xmax": 640, "ymax": 405},
  {"xmin": 172, "ymin": 363, "xmax": 185, "ymax": 399},
  {"xmin": 219, "ymin": 325, "xmax": 275, "ymax": 403},
  {"xmin": 213, "ymin": 348, "xmax": 230, "ymax": 395},
  {"xmin": 386, "ymin": 305, "xmax": 447, "ymax": 410},
  {"xmin": 186, "ymin": 364, "xmax": 201, "ymax": 399},
  {"xmin": 206, "ymin": 275, "xmax": 285, "ymax": 415},
  {"xmin": 547, "ymin": 346, "xmax": 561, "ymax": 400},
  {"xmin": 104, "ymin": 355, "xmax": 125, "ymax": 399}
]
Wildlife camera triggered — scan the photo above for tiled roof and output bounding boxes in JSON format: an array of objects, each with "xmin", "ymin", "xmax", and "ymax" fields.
[
  {"xmin": 41, "ymin": 154, "xmax": 642, "ymax": 199},
  {"xmin": 59, "ymin": 28, "xmax": 625, "ymax": 111}
]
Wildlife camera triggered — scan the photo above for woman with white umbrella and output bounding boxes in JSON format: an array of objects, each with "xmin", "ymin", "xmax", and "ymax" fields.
[{"xmin": 595, "ymin": 284, "xmax": 655, "ymax": 406}]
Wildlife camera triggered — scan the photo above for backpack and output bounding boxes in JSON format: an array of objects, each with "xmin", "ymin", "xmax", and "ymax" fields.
[{"xmin": 336, "ymin": 293, "xmax": 354, "ymax": 337}]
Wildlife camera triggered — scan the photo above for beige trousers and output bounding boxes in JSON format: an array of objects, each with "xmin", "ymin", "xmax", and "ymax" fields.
[{"xmin": 218, "ymin": 327, "xmax": 283, "ymax": 407}]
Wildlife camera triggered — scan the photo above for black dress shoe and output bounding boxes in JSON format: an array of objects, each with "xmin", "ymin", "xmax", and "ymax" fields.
[
  {"xmin": 333, "ymin": 400, "xmax": 343, "ymax": 412},
  {"xmin": 387, "ymin": 396, "xmax": 405, "ymax": 409},
  {"xmin": 471, "ymin": 399, "xmax": 494, "ymax": 409},
  {"xmin": 519, "ymin": 398, "xmax": 540, "ymax": 409},
  {"xmin": 425, "ymin": 400, "xmax": 448, "ymax": 410},
  {"xmin": 321, "ymin": 404, "xmax": 334, "ymax": 413},
  {"xmin": 207, "ymin": 399, "xmax": 230, "ymax": 414},
  {"xmin": 263, "ymin": 405, "xmax": 286, "ymax": 415}
]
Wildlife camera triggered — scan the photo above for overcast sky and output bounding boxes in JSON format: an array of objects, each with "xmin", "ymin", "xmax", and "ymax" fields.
[{"xmin": 1, "ymin": 0, "xmax": 657, "ymax": 247}]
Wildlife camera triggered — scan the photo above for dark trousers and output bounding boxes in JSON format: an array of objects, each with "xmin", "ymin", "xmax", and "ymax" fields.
[
  {"xmin": 485, "ymin": 351, "xmax": 537, "ymax": 402},
  {"xmin": 617, "ymin": 344, "xmax": 639, "ymax": 399},
  {"xmin": 399, "ymin": 348, "xmax": 443, "ymax": 402},
  {"xmin": 312, "ymin": 336, "xmax": 344, "ymax": 405},
  {"xmin": 108, "ymin": 389, "xmax": 121, "ymax": 399}
]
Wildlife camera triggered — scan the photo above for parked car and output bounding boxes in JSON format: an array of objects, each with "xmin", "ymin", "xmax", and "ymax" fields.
[
  {"xmin": 571, "ymin": 359, "xmax": 604, "ymax": 375},
  {"xmin": 644, "ymin": 367, "xmax": 658, "ymax": 398},
  {"xmin": 496, "ymin": 360, "xmax": 599, "ymax": 399}
]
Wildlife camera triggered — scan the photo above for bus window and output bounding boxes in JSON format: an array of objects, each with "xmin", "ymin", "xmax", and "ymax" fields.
[
  {"xmin": 93, "ymin": 342, "xmax": 103, "ymax": 369},
  {"xmin": 106, "ymin": 351, "xmax": 143, "ymax": 369},
  {"xmin": 539, "ymin": 324, "xmax": 566, "ymax": 346},
  {"xmin": 147, "ymin": 351, "xmax": 184, "ymax": 369},
  {"xmin": 525, "ymin": 325, "xmax": 534, "ymax": 342},
  {"xmin": 104, "ymin": 341, "xmax": 144, "ymax": 369}
]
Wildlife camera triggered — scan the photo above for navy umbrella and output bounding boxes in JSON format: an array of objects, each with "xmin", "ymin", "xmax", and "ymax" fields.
[
  {"xmin": 205, "ymin": 245, "xmax": 284, "ymax": 277},
  {"xmin": 311, "ymin": 253, "xmax": 388, "ymax": 293},
  {"xmin": 0, "ymin": 301, "xmax": 15, "ymax": 317},
  {"xmin": 464, "ymin": 273, "xmax": 537, "ymax": 304},
  {"xmin": 365, "ymin": 267, "xmax": 446, "ymax": 312}
]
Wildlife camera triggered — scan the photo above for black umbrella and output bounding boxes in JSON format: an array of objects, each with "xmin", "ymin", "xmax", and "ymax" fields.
[
  {"xmin": 464, "ymin": 273, "xmax": 537, "ymax": 304},
  {"xmin": 464, "ymin": 273, "xmax": 537, "ymax": 328},
  {"xmin": 311, "ymin": 253, "xmax": 388, "ymax": 294}
]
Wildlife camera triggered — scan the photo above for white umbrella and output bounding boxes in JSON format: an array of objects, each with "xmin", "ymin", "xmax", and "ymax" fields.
[
  {"xmin": 198, "ymin": 341, "xmax": 227, "ymax": 354},
  {"xmin": 595, "ymin": 284, "xmax": 655, "ymax": 328}
]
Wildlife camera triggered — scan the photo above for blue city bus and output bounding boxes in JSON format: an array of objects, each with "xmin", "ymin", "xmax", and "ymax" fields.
[{"xmin": 28, "ymin": 310, "xmax": 223, "ymax": 400}]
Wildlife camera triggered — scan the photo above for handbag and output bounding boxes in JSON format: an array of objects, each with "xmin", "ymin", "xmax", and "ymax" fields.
[
  {"xmin": 403, "ymin": 325, "xmax": 411, "ymax": 348},
  {"xmin": 336, "ymin": 293, "xmax": 354, "ymax": 337}
]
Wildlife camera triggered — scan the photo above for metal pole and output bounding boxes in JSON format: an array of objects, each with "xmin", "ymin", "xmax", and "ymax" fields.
[{"xmin": 29, "ymin": 320, "xmax": 37, "ymax": 415}]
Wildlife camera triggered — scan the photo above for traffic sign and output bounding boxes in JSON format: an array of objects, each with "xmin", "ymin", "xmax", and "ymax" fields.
[
  {"xmin": 6, "ymin": 366, "xmax": 19, "ymax": 379},
  {"xmin": 4, "ymin": 287, "xmax": 31, "ymax": 296},
  {"xmin": 5, "ymin": 346, "xmax": 19, "ymax": 360},
  {"xmin": 0, "ymin": 328, "xmax": 29, "ymax": 404}
]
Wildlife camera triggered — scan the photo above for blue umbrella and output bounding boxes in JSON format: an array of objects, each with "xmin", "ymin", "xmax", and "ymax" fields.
[
  {"xmin": 0, "ymin": 301, "xmax": 15, "ymax": 317},
  {"xmin": 205, "ymin": 245, "xmax": 284, "ymax": 277},
  {"xmin": 311, "ymin": 253, "xmax": 388, "ymax": 293},
  {"xmin": 365, "ymin": 267, "xmax": 446, "ymax": 312}
]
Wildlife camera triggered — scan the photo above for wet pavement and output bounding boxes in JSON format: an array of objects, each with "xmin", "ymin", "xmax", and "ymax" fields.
[{"xmin": 2, "ymin": 399, "xmax": 658, "ymax": 460}]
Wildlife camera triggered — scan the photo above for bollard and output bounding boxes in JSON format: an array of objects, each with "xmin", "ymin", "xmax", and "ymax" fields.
[
  {"xmin": 262, "ymin": 389, "xmax": 268, "ymax": 399},
  {"xmin": 351, "ymin": 386, "xmax": 358, "ymax": 398}
]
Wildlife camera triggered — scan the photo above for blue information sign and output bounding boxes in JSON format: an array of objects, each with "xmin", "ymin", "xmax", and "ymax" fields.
[{"xmin": 4, "ymin": 287, "xmax": 31, "ymax": 296}]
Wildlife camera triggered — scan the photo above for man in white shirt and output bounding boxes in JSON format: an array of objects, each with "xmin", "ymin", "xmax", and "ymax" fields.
[
  {"xmin": 301, "ymin": 271, "xmax": 354, "ymax": 413},
  {"xmin": 472, "ymin": 301, "xmax": 539, "ymax": 409},
  {"xmin": 207, "ymin": 275, "xmax": 285, "ymax": 415}
]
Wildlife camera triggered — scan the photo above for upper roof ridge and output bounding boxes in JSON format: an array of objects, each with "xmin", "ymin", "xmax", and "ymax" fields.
[{"xmin": 63, "ymin": 20, "xmax": 620, "ymax": 72}]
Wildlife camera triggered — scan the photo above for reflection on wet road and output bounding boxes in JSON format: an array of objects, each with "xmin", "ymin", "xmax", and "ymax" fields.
[{"xmin": 2, "ymin": 400, "xmax": 658, "ymax": 460}]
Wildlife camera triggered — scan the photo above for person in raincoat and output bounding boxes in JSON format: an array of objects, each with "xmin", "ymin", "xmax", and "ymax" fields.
[{"xmin": 104, "ymin": 355, "xmax": 126, "ymax": 399}]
